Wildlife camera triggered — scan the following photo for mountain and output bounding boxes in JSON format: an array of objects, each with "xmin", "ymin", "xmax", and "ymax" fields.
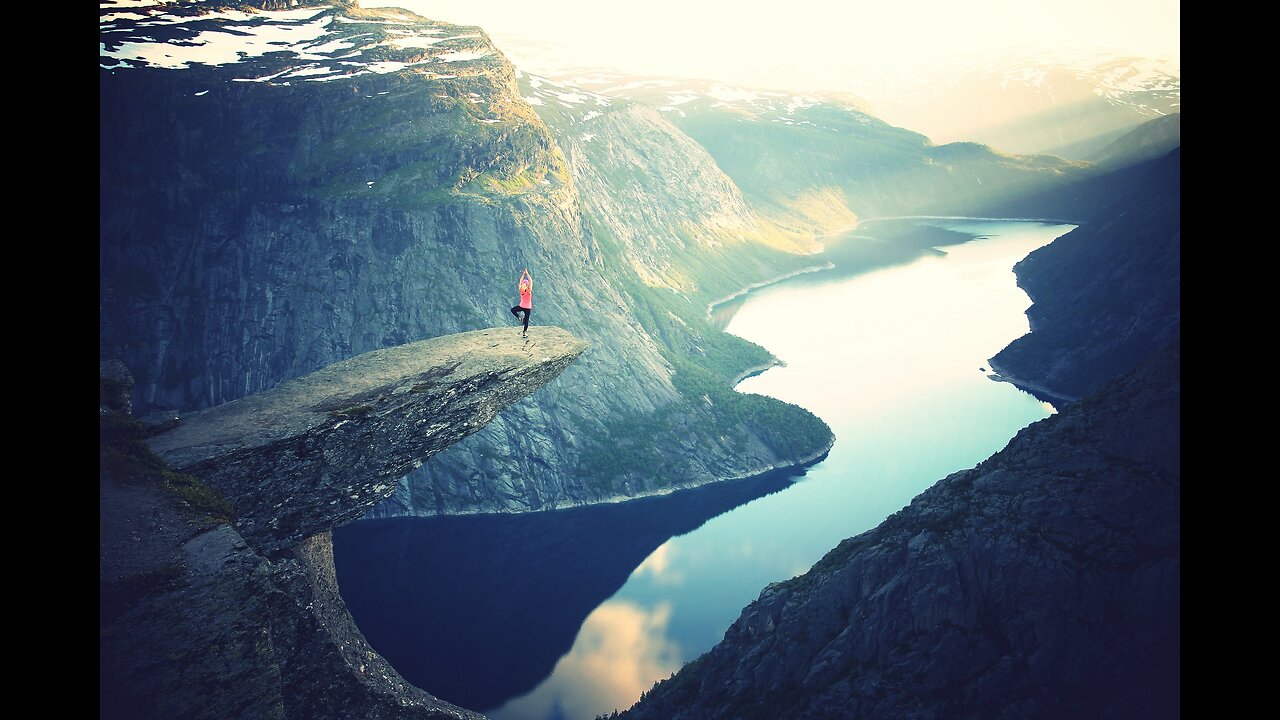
[
  {"xmin": 619, "ymin": 140, "xmax": 1180, "ymax": 720},
  {"xmin": 851, "ymin": 52, "xmax": 1180, "ymax": 159},
  {"xmin": 617, "ymin": 338, "xmax": 1180, "ymax": 720},
  {"xmin": 100, "ymin": 0, "xmax": 832, "ymax": 518},
  {"xmin": 101, "ymin": 330, "xmax": 584, "ymax": 719},
  {"xmin": 539, "ymin": 71, "xmax": 1093, "ymax": 231},
  {"xmin": 1088, "ymin": 112, "xmax": 1181, "ymax": 168},
  {"xmin": 989, "ymin": 149, "xmax": 1181, "ymax": 403}
]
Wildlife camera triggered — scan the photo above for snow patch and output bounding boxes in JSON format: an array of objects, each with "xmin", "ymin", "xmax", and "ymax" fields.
[
  {"xmin": 552, "ymin": 91, "xmax": 588, "ymax": 104},
  {"xmin": 232, "ymin": 68, "xmax": 291, "ymax": 83},
  {"xmin": 335, "ymin": 16, "xmax": 411, "ymax": 25},
  {"xmin": 581, "ymin": 110, "xmax": 603, "ymax": 122},
  {"xmin": 436, "ymin": 49, "xmax": 489, "ymax": 63},
  {"xmin": 522, "ymin": 95, "xmax": 544, "ymax": 106},
  {"xmin": 100, "ymin": 11, "xmax": 147, "ymax": 23},
  {"xmin": 307, "ymin": 70, "xmax": 371, "ymax": 82},
  {"xmin": 581, "ymin": 133, "xmax": 596, "ymax": 143},
  {"xmin": 365, "ymin": 58, "xmax": 432, "ymax": 74},
  {"xmin": 285, "ymin": 65, "xmax": 335, "ymax": 78},
  {"xmin": 303, "ymin": 38, "xmax": 354, "ymax": 55},
  {"xmin": 706, "ymin": 84, "xmax": 761, "ymax": 102},
  {"xmin": 785, "ymin": 96, "xmax": 817, "ymax": 114},
  {"xmin": 193, "ymin": 90, "xmax": 208, "ymax": 96},
  {"xmin": 100, "ymin": 14, "xmax": 334, "ymax": 69},
  {"xmin": 666, "ymin": 93, "xmax": 699, "ymax": 106}
]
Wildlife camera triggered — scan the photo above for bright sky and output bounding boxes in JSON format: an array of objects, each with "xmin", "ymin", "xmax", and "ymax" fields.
[{"xmin": 364, "ymin": 0, "xmax": 1180, "ymax": 91}]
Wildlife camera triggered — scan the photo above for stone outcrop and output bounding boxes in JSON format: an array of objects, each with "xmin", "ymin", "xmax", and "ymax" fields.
[
  {"xmin": 101, "ymin": 329, "xmax": 585, "ymax": 719},
  {"xmin": 147, "ymin": 327, "xmax": 587, "ymax": 554},
  {"xmin": 619, "ymin": 339, "xmax": 1180, "ymax": 719}
]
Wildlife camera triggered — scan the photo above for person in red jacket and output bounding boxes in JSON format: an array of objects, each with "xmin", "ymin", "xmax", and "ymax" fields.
[{"xmin": 510, "ymin": 268, "xmax": 533, "ymax": 337}]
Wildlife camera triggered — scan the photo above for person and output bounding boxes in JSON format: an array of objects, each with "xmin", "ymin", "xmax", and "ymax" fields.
[{"xmin": 510, "ymin": 268, "xmax": 533, "ymax": 338}]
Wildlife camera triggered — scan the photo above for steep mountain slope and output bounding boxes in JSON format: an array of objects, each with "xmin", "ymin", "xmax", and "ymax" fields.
[
  {"xmin": 989, "ymin": 149, "xmax": 1181, "ymax": 403},
  {"xmin": 371, "ymin": 69, "xmax": 837, "ymax": 517},
  {"xmin": 620, "ymin": 143, "xmax": 1181, "ymax": 720},
  {"xmin": 547, "ymin": 73, "xmax": 1091, "ymax": 232},
  {"xmin": 619, "ymin": 339, "xmax": 1180, "ymax": 720},
  {"xmin": 100, "ymin": 0, "xmax": 831, "ymax": 516},
  {"xmin": 1088, "ymin": 112, "xmax": 1181, "ymax": 168}
]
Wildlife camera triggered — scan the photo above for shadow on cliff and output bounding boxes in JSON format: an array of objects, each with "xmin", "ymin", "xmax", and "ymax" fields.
[{"xmin": 332, "ymin": 466, "xmax": 807, "ymax": 711}]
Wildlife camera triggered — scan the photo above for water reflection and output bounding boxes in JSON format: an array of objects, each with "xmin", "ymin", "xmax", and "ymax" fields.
[
  {"xmin": 487, "ymin": 601, "xmax": 683, "ymax": 720},
  {"xmin": 333, "ymin": 469, "xmax": 800, "ymax": 711}
]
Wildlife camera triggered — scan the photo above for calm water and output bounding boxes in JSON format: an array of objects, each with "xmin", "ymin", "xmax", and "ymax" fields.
[{"xmin": 334, "ymin": 218, "xmax": 1075, "ymax": 719}]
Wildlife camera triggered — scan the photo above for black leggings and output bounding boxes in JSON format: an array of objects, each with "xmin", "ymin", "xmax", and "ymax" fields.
[{"xmin": 510, "ymin": 305, "xmax": 531, "ymax": 331}]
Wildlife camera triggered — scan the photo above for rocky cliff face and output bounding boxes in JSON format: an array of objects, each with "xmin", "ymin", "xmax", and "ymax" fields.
[
  {"xmin": 100, "ymin": 1, "xmax": 830, "ymax": 518},
  {"xmin": 368, "ymin": 69, "xmax": 844, "ymax": 518},
  {"xmin": 619, "ymin": 338, "xmax": 1180, "ymax": 720},
  {"xmin": 989, "ymin": 149, "xmax": 1181, "ymax": 403},
  {"xmin": 101, "ymin": 329, "xmax": 584, "ymax": 719}
]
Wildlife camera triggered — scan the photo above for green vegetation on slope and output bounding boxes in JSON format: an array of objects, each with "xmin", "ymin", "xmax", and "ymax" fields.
[
  {"xmin": 573, "ymin": 216, "xmax": 833, "ymax": 492},
  {"xmin": 100, "ymin": 412, "xmax": 234, "ymax": 525}
]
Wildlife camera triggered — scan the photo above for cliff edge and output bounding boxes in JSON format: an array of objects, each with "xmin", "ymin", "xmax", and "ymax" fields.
[
  {"xmin": 146, "ymin": 327, "xmax": 588, "ymax": 554},
  {"xmin": 101, "ymin": 327, "xmax": 587, "ymax": 719}
]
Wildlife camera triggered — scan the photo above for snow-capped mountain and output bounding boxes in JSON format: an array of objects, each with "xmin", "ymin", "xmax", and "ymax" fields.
[
  {"xmin": 100, "ymin": 0, "xmax": 498, "ymax": 85},
  {"xmin": 835, "ymin": 50, "xmax": 1180, "ymax": 157},
  {"xmin": 503, "ymin": 48, "xmax": 1178, "ymax": 160},
  {"xmin": 520, "ymin": 70, "xmax": 879, "ymax": 134}
]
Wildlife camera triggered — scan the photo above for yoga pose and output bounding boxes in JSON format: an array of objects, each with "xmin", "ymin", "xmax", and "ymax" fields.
[{"xmin": 510, "ymin": 268, "xmax": 532, "ymax": 338}]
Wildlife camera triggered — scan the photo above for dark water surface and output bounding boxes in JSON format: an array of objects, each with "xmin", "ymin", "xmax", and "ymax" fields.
[{"xmin": 334, "ymin": 219, "xmax": 1075, "ymax": 719}]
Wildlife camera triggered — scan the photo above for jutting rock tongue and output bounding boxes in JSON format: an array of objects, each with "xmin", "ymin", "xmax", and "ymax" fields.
[{"xmin": 146, "ymin": 327, "xmax": 589, "ymax": 555}]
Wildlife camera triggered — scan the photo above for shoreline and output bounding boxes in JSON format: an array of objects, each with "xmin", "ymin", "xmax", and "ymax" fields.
[
  {"xmin": 730, "ymin": 360, "xmax": 785, "ymax": 387},
  {"xmin": 704, "ymin": 261, "xmax": 835, "ymax": 322},
  {"xmin": 856, "ymin": 214, "xmax": 1082, "ymax": 225},
  {"xmin": 371, "ymin": 436, "xmax": 837, "ymax": 520},
  {"xmin": 985, "ymin": 359, "xmax": 1080, "ymax": 407}
]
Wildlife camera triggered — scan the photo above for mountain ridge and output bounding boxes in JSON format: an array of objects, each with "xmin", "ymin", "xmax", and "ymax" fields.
[{"xmin": 100, "ymin": 0, "xmax": 834, "ymax": 520}]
